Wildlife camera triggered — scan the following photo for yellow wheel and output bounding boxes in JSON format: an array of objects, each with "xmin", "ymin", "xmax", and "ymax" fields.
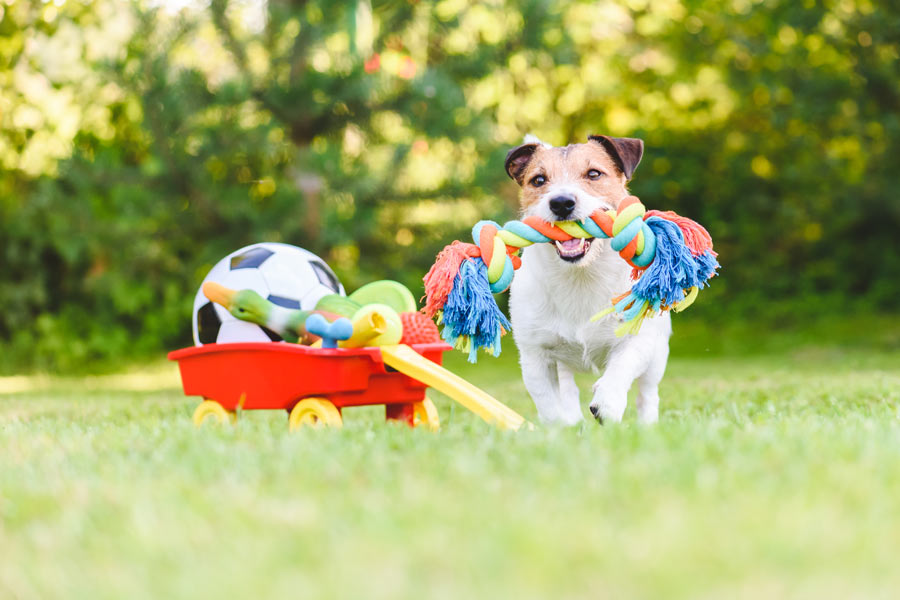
[
  {"xmin": 289, "ymin": 398, "xmax": 343, "ymax": 431},
  {"xmin": 412, "ymin": 397, "xmax": 440, "ymax": 431},
  {"xmin": 192, "ymin": 400, "xmax": 236, "ymax": 427}
]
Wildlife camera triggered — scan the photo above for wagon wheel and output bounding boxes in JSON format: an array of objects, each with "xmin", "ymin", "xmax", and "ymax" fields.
[
  {"xmin": 289, "ymin": 398, "xmax": 343, "ymax": 431},
  {"xmin": 412, "ymin": 397, "xmax": 440, "ymax": 431},
  {"xmin": 192, "ymin": 400, "xmax": 236, "ymax": 427}
]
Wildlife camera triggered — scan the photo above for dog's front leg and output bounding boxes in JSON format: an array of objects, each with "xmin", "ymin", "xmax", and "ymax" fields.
[
  {"xmin": 589, "ymin": 340, "xmax": 651, "ymax": 424},
  {"xmin": 634, "ymin": 341, "xmax": 669, "ymax": 424},
  {"xmin": 556, "ymin": 362, "xmax": 584, "ymax": 425},
  {"xmin": 518, "ymin": 346, "xmax": 568, "ymax": 425}
]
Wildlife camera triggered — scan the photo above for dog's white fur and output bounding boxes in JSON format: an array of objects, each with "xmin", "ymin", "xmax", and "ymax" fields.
[{"xmin": 508, "ymin": 138, "xmax": 671, "ymax": 425}]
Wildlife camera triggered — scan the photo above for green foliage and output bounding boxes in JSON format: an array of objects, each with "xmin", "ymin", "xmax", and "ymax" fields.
[{"xmin": 1, "ymin": 0, "xmax": 898, "ymax": 371}]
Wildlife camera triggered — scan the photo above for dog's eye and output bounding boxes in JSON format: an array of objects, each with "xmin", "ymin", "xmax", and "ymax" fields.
[
  {"xmin": 587, "ymin": 169, "xmax": 604, "ymax": 180},
  {"xmin": 529, "ymin": 174, "xmax": 547, "ymax": 187}
]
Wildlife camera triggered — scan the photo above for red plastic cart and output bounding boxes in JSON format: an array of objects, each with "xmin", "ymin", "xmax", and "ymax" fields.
[{"xmin": 168, "ymin": 341, "xmax": 451, "ymax": 430}]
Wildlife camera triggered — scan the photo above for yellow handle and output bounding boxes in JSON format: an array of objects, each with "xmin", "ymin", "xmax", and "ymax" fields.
[
  {"xmin": 310, "ymin": 305, "xmax": 403, "ymax": 349},
  {"xmin": 380, "ymin": 344, "xmax": 531, "ymax": 431},
  {"xmin": 340, "ymin": 311, "xmax": 387, "ymax": 348},
  {"xmin": 338, "ymin": 304, "xmax": 403, "ymax": 348}
]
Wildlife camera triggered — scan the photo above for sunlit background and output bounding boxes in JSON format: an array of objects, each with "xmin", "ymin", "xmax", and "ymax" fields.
[
  {"xmin": 1, "ymin": 0, "xmax": 898, "ymax": 372},
  {"xmin": 4, "ymin": 5, "xmax": 900, "ymax": 599}
]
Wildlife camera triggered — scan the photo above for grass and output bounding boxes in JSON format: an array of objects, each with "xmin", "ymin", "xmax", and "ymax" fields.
[{"xmin": 2, "ymin": 327, "xmax": 900, "ymax": 599}]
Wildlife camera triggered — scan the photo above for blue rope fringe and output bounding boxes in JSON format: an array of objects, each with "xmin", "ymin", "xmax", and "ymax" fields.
[{"xmin": 440, "ymin": 258, "xmax": 511, "ymax": 362}]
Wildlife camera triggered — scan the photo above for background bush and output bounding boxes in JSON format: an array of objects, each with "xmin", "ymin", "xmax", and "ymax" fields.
[{"xmin": 1, "ymin": 0, "xmax": 898, "ymax": 372}]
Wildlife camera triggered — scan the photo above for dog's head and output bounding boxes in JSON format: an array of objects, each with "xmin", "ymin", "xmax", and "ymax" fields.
[{"xmin": 505, "ymin": 135, "xmax": 643, "ymax": 264}]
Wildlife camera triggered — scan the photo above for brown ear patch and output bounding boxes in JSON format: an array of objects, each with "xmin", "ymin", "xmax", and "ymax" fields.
[
  {"xmin": 588, "ymin": 135, "xmax": 644, "ymax": 180},
  {"xmin": 505, "ymin": 143, "xmax": 539, "ymax": 184}
]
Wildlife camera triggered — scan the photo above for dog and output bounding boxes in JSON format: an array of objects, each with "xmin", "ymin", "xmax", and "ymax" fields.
[{"xmin": 505, "ymin": 134, "xmax": 671, "ymax": 425}]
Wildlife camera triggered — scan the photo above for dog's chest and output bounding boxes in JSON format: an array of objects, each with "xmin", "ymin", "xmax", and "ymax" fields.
[
  {"xmin": 531, "ymin": 295, "xmax": 620, "ymax": 372},
  {"xmin": 509, "ymin": 246, "xmax": 631, "ymax": 372}
]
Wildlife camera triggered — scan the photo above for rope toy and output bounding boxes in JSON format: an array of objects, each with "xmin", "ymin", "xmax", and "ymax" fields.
[{"xmin": 422, "ymin": 196, "xmax": 720, "ymax": 361}]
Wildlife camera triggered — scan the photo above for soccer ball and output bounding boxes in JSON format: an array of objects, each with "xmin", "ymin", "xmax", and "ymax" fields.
[{"xmin": 192, "ymin": 243, "xmax": 345, "ymax": 345}]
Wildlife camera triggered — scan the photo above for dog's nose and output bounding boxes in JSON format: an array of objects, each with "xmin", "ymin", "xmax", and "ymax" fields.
[{"xmin": 548, "ymin": 195, "xmax": 576, "ymax": 219}]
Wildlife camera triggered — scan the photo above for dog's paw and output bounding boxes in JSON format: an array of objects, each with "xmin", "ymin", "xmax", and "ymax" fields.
[
  {"xmin": 536, "ymin": 409, "xmax": 561, "ymax": 426},
  {"xmin": 589, "ymin": 383, "xmax": 627, "ymax": 425},
  {"xmin": 537, "ymin": 407, "xmax": 583, "ymax": 427},
  {"xmin": 588, "ymin": 402, "xmax": 604, "ymax": 424},
  {"xmin": 558, "ymin": 410, "xmax": 584, "ymax": 427}
]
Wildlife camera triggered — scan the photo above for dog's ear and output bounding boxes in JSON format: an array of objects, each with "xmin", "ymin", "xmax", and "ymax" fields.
[
  {"xmin": 588, "ymin": 135, "xmax": 644, "ymax": 180},
  {"xmin": 505, "ymin": 143, "xmax": 539, "ymax": 185}
]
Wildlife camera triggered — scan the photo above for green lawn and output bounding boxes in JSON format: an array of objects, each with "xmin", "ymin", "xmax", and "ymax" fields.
[{"xmin": 2, "ymin": 333, "xmax": 900, "ymax": 599}]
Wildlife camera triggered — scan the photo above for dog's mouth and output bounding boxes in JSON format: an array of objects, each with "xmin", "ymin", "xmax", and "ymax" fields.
[{"xmin": 554, "ymin": 237, "xmax": 593, "ymax": 262}]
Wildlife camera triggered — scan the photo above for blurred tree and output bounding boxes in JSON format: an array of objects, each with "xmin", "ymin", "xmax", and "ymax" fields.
[{"xmin": 1, "ymin": 0, "xmax": 898, "ymax": 371}]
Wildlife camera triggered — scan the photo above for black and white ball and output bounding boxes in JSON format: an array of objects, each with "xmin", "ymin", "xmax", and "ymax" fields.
[{"xmin": 192, "ymin": 243, "xmax": 345, "ymax": 345}]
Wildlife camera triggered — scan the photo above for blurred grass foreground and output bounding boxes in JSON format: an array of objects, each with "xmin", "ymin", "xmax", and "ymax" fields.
[
  {"xmin": 1, "ymin": 0, "xmax": 899, "ymax": 371},
  {"xmin": 2, "ymin": 342, "xmax": 900, "ymax": 598}
]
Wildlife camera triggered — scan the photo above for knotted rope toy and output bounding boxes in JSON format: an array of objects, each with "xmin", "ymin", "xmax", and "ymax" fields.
[{"xmin": 422, "ymin": 196, "xmax": 720, "ymax": 361}]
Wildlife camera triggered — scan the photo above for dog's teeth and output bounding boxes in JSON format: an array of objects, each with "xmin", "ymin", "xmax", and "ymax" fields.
[{"xmin": 555, "ymin": 238, "xmax": 589, "ymax": 257}]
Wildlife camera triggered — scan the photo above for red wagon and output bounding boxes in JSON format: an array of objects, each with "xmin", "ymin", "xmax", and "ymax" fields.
[{"xmin": 168, "ymin": 341, "xmax": 451, "ymax": 430}]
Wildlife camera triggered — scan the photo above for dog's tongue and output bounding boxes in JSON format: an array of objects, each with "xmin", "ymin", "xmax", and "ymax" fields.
[{"xmin": 555, "ymin": 238, "xmax": 586, "ymax": 257}]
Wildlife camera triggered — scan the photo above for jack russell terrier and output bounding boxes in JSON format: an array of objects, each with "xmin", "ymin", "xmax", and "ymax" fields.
[{"xmin": 505, "ymin": 134, "xmax": 671, "ymax": 425}]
